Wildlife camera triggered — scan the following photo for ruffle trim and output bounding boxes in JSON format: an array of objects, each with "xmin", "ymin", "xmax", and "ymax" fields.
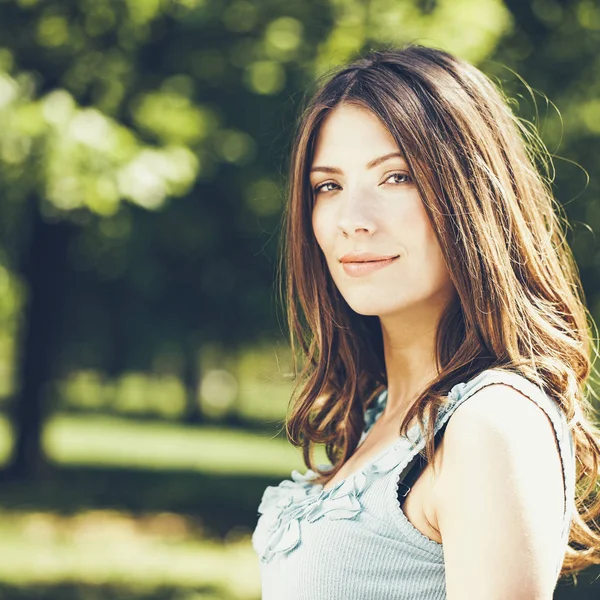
[{"xmin": 252, "ymin": 382, "xmax": 469, "ymax": 564}]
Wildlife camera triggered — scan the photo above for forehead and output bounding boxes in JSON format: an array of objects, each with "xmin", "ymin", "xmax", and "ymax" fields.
[{"xmin": 311, "ymin": 104, "xmax": 400, "ymax": 164}]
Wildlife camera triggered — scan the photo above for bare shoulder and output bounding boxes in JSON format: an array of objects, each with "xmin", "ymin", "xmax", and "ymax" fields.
[
  {"xmin": 430, "ymin": 381, "xmax": 566, "ymax": 598},
  {"xmin": 432, "ymin": 380, "xmax": 565, "ymax": 506},
  {"xmin": 441, "ymin": 380, "xmax": 561, "ymax": 445}
]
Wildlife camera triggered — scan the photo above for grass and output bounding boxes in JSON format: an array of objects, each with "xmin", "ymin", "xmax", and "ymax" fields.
[
  {"xmin": 0, "ymin": 508, "xmax": 261, "ymax": 600},
  {"xmin": 0, "ymin": 411, "xmax": 328, "ymax": 475},
  {"xmin": 0, "ymin": 412, "xmax": 331, "ymax": 600},
  {"xmin": 41, "ymin": 414, "xmax": 310, "ymax": 476}
]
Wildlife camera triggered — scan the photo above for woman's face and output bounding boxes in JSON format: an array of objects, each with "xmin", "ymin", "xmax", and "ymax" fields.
[{"xmin": 310, "ymin": 103, "xmax": 455, "ymax": 319}]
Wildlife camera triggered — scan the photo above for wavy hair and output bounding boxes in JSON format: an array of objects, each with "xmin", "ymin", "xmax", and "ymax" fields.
[{"xmin": 278, "ymin": 44, "xmax": 600, "ymax": 579}]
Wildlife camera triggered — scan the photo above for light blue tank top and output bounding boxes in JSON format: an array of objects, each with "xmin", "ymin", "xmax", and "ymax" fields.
[{"xmin": 251, "ymin": 368, "xmax": 576, "ymax": 599}]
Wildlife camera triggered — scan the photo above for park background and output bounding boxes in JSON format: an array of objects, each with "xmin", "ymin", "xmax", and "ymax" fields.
[{"xmin": 0, "ymin": 0, "xmax": 599, "ymax": 598}]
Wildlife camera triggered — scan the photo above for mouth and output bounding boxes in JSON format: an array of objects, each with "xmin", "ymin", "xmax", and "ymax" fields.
[
  {"xmin": 339, "ymin": 253, "xmax": 400, "ymax": 264},
  {"xmin": 341, "ymin": 257, "xmax": 398, "ymax": 263},
  {"xmin": 339, "ymin": 255, "xmax": 399, "ymax": 277}
]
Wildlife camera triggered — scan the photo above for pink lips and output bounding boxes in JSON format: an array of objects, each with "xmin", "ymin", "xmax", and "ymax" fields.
[{"xmin": 339, "ymin": 253, "xmax": 400, "ymax": 277}]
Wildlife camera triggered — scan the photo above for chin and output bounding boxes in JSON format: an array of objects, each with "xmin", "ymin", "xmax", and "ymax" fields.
[{"xmin": 342, "ymin": 296, "xmax": 395, "ymax": 317}]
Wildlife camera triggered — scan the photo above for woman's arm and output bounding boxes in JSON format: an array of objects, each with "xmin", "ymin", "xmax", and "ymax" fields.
[{"xmin": 433, "ymin": 383, "xmax": 566, "ymax": 600}]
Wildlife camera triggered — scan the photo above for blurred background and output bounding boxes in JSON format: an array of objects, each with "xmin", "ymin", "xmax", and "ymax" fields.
[{"xmin": 0, "ymin": 0, "xmax": 599, "ymax": 598}]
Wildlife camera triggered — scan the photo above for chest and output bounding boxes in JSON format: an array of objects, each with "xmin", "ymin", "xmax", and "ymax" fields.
[
  {"xmin": 257, "ymin": 504, "xmax": 447, "ymax": 600},
  {"xmin": 323, "ymin": 419, "xmax": 444, "ymax": 545}
]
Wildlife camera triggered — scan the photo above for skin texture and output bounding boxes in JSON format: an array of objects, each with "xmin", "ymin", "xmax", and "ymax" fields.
[
  {"xmin": 310, "ymin": 103, "xmax": 566, "ymax": 598},
  {"xmin": 436, "ymin": 383, "xmax": 565, "ymax": 599},
  {"xmin": 310, "ymin": 103, "xmax": 456, "ymax": 420}
]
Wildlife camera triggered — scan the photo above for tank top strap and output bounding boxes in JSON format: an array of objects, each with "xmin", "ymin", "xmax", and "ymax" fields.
[
  {"xmin": 381, "ymin": 368, "xmax": 575, "ymax": 580},
  {"xmin": 439, "ymin": 368, "xmax": 570, "ymax": 449}
]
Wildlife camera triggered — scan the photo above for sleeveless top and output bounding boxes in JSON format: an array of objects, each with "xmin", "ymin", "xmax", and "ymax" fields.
[{"xmin": 251, "ymin": 368, "xmax": 576, "ymax": 600}]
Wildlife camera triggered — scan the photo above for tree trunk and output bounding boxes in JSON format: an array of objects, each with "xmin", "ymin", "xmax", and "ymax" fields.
[
  {"xmin": 182, "ymin": 338, "xmax": 203, "ymax": 424},
  {"xmin": 5, "ymin": 198, "xmax": 75, "ymax": 480}
]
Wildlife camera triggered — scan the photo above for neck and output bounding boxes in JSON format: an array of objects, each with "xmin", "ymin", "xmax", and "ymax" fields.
[{"xmin": 378, "ymin": 302, "xmax": 443, "ymax": 422}]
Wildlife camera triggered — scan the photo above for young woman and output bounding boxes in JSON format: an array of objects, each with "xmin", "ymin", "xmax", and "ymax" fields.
[{"xmin": 251, "ymin": 44, "xmax": 600, "ymax": 599}]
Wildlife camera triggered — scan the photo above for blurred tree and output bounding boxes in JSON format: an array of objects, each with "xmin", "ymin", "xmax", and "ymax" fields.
[
  {"xmin": 0, "ymin": 0, "xmax": 332, "ymax": 477},
  {"xmin": 0, "ymin": 0, "xmax": 205, "ymax": 476}
]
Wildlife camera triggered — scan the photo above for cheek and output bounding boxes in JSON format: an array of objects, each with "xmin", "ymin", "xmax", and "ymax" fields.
[
  {"xmin": 311, "ymin": 204, "xmax": 330, "ymax": 253},
  {"xmin": 421, "ymin": 220, "xmax": 452, "ymax": 285},
  {"xmin": 402, "ymin": 202, "xmax": 449, "ymax": 275}
]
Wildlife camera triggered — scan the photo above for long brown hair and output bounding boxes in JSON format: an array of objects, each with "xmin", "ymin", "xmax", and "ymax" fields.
[{"xmin": 278, "ymin": 44, "xmax": 600, "ymax": 578}]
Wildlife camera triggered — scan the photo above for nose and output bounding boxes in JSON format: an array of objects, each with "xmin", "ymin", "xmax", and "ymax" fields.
[{"xmin": 337, "ymin": 188, "xmax": 376, "ymax": 237}]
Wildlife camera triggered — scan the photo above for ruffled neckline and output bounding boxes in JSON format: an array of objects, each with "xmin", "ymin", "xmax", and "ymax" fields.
[{"xmin": 252, "ymin": 382, "xmax": 468, "ymax": 563}]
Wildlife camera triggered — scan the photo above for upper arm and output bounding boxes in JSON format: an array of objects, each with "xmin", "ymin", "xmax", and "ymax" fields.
[{"xmin": 433, "ymin": 383, "xmax": 565, "ymax": 600}]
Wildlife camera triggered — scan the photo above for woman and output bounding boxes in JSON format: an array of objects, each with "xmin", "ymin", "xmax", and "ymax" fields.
[{"xmin": 251, "ymin": 44, "xmax": 600, "ymax": 599}]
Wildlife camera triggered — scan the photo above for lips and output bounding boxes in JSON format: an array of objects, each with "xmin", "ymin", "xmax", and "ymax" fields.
[
  {"xmin": 339, "ymin": 254, "xmax": 400, "ymax": 277},
  {"xmin": 339, "ymin": 253, "xmax": 400, "ymax": 263}
]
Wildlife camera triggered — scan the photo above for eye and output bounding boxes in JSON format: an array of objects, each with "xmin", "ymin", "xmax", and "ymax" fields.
[
  {"xmin": 312, "ymin": 172, "xmax": 412, "ymax": 196},
  {"xmin": 383, "ymin": 172, "xmax": 412, "ymax": 185},
  {"xmin": 313, "ymin": 181, "xmax": 339, "ymax": 196}
]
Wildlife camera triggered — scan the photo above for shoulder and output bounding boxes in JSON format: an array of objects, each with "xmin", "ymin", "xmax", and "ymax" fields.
[
  {"xmin": 431, "ymin": 379, "xmax": 566, "ymax": 598},
  {"xmin": 443, "ymin": 375, "xmax": 562, "ymax": 445}
]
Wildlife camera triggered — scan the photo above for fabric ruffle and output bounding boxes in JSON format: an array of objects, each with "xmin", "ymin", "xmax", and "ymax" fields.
[
  {"xmin": 357, "ymin": 389, "xmax": 388, "ymax": 445},
  {"xmin": 447, "ymin": 381, "xmax": 467, "ymax": 403},
  {"xmin": 252, "ymin": 383, "xmax": 466, "ymax": 564},
  {"xmin": 253, "ymin": 451, "xmax": 411, "ymax": 563}
]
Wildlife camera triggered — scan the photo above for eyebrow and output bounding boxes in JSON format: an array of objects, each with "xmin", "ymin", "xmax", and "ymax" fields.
[{"xmin": 310, "ymin": 151, "xmax": 406, "ymax": 175}]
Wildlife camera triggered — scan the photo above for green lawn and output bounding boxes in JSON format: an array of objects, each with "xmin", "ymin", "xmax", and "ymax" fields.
[
  {"xmin": 0, "ymin": 412, "xmax": 329, "ymax": 475},
  {"xmin": 0, "ymin": 413, "xmax": 330, "ymax": 600},
  {"xmin": 0, "ymin": 508, "xmax": 261, "ymax": 599},
  {"xmin": 42, "ymin": 414, "xmax": 309, "ymax": 476}
]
